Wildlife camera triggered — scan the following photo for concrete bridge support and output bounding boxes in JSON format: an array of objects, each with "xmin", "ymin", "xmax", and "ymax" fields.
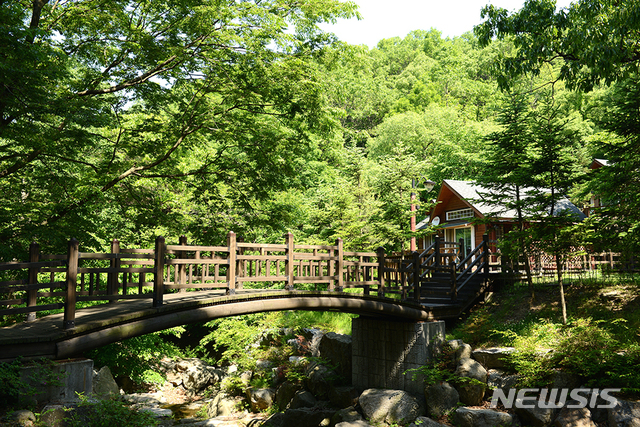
[{"xmin": 351, "ymin": 317, "xmax": 445, "ymax": 396}]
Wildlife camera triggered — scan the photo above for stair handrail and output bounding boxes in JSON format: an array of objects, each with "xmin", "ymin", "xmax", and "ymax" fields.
[
  {"xmin": 457, "ymin": 240, "xmax": 485, "ymax": 271},
  {"xmin": 456, "ymin": 253, "xmax": 485, "ymax": 281},
  {"xmin": 418, "ymin": 241, "xmax": 436, "ymax": 259},
  {"xmin": 455, "ymin": 235, "xmax": 490, "ymax": 294},
  {"xmin": 450, "ymin": 261, "xmax": 457, "ymax": 301}
]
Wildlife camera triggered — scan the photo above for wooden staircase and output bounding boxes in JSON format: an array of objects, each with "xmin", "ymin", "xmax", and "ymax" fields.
[{"xmin": 381, "ymin": 235, "xmax": 490, "ymax": 313}]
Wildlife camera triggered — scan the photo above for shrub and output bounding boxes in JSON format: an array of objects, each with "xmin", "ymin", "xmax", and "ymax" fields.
[
  {"xmin": 65, "ymin": 394, "xmax": 158, "ymax": 427},
  {"xmin": 87, "ymin": 329, "xmax": 187, "ymax": 389}
]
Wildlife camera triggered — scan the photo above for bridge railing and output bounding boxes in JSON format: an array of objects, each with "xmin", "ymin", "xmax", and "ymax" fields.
[{"xmin": 0, "ymin": 232, "xmax": 391, "ymax": 328}]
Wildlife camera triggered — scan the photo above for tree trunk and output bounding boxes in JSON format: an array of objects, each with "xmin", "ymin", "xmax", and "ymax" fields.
[
  {"xmin": 556, "ymin": 251, "xmax": 567, "ymax": 325},
  {"xmin": 516, "ymin": 186, "xmax": 534, "ymax": 298}
]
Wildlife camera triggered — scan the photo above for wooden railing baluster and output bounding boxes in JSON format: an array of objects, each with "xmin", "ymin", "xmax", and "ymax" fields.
[
  {"xmin": 153, "ymin": 236, "xmax": 165, "ymax": 307},
  {"xmin": 64, "ymin": 238, "xmax": 79, "ymax": 330},
  {"xmin": 26, "ymin": 242, "xmax": 39, "ymax": 322},
  {"xmin": 227, "ymin": 231, "xmax": 237, "ymax": 295}
]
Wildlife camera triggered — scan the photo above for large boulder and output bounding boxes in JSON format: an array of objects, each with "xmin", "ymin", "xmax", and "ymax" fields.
[
  {"xmin": 335, "ymin": 422, "xmax": 372, "ymax": 427},
  {"xmin": 608, "ymin": 399, "xmax": 640, "ymax": 427},
  {"xmin": 262, "ymin": 412, "xmax": 286, "ymax": 427},
  {"xmin": 306, "ymin": 362, "xmax": 335, "ymax": 399},
  {"xmin": 92, "ymin": 366, "xmax": 119, "ymax": 399},
  {"xmin": 452, "ymin": 407, "xmax": 514, "ymax": 427},
  {"xmin": 485, "ymin": 369, "xmax": 519, "ymax": 399},
  {"xmin": 247, "ymin": 387, "xmax": 275, "ymax": 412},
  {"xmin": 448, "ymin": 339, "xmax": 472, "ymax": 363},
  {"xmin": 318, "ymin": 332, "xmax": 352, "ymax": 382},
  {"xmin": 38, "ymin": 405, "xmax": 66, "ymax": 427},
  {"xmin": 205, "ymin": 392, "xmax": 242, "ymax": 418},
  {"xmin": 182, "ymin": 365, "xmax": 223, "ymax": 392},
  {"xmin": 408, "ymin": 417, "xmax": 449, "ymax": 427},
  {"xmin": 329, "ymin": 386, "xmax": 360, "ymax": 409},
  {"xmin": 358, "ymin": 388, "xmax": 424, "ymax": 426},
  {"xmin": 553, "ymin": 407, "xmax": 597, "ymax": 427},
  {"xmin": 276, "ymin": 381, "xmax": 301, "ymax": 410},
  {"xmin": 290, "ymin": 390, "xmax": 317, "ymax": 409},
  {"xmin": 123, "ymin": 391, "xmax": 165, "ymax": 407},
  {"xmin": 281, "ymin": 408, "xmax": 336, "ymax": 427},
  {"xmin": 331, "ymin": 406, "xmax": 365, "ymax": 425},
  {"xmin": 8, "ymin": 410, "xmax": 36, "ymax": 427},
  {"xmin": 424, "ymin": 381, "xmax": 459, "ymax": 418},
  {"xmin": 472, "ymin": 347, "xmax": 515, "ymax": 369},
  {"xmin": 168, "ymin": 358, "xmax": 224, "ymax": 393},
  {"xmin": 515, "ymin": 404, "xmax": 558, "ymax": 427},
  {"xmin": 453, "ymin": 358, "xmax": 487, "ymax": 406},
  {"xmin": 307, "ymin": 328, "xmax": 325, "ymax": 357}
]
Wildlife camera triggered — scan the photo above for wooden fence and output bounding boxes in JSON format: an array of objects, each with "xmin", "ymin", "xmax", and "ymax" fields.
[{"xmin": 487, "ymin": 243, "xmax": 637, "ymax": 276}]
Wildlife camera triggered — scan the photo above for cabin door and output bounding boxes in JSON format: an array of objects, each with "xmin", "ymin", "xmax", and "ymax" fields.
[{"xmin": 455, "ymin": 228, "xmax": 472, "ymax": 256}]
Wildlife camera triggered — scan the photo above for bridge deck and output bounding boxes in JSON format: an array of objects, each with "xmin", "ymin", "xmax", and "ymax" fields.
[{"xmin": 0, "ymin": 290, "xmax": 466, "ymax": 361}]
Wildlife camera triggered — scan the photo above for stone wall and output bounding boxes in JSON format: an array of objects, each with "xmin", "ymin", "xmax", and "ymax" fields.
[
  {"xmin": 352, "ymin": 317, "xmax": 445, "ymax": 396},
  {"xmin": 19, "ymin": 358, "xmax": 94, "ymax": 405}
]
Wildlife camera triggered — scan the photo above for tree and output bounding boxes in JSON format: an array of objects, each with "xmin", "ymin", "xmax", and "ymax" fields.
[
  {"xmin": 0, "ymin": 0, "xmax": 358, "ymax": 255},
  {"xmin": 475, "ymin": 0, "xmax": 640, "ymax": 91},
  {"xmin": 475, "ymin": 0, "xmax": 640, "ymax": 276},
  {"xmin": 528, "ymin": 92, "xmax": 585, "ymax": 325},
  {"xmin": 476, "ymin": 91, "xmax": 537, "ymax": 296},
  {"xmin": 585, "ymin": 77, "xmax": 640, "ymax": 260}
]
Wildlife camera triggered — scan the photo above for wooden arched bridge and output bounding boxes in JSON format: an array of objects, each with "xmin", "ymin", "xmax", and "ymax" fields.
[{"xmin": 0, "ymin": 233, "xmax": 491, "ymax": 362}]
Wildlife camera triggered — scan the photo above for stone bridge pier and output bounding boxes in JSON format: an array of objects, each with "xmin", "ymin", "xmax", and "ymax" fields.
[{"xmin": 351, "ymin": 317, "xmax": 446, "ymax": 396}]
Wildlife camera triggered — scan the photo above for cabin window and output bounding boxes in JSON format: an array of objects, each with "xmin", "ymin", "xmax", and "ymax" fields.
[{"xmin": 446, "ymin": 208, "xmax": 474, "ymax": 221}]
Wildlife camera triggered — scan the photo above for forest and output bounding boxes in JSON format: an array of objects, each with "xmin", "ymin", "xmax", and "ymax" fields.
[{"xmin": 1, "ymin": 0, "xmax": 639, "ymax": 266}]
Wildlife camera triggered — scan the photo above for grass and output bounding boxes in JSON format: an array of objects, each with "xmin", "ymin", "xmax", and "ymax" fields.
[{"xmin": 448, "ymin": 273, "xmax": 640, "ymax": 395}]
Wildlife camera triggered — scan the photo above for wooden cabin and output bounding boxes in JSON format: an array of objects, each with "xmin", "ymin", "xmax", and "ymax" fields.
[{"xmin": 417, "ymin": 180, "xmax": 586, "ymax": 255}]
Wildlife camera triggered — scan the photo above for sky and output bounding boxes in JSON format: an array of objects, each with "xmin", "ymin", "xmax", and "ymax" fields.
[{"xmin": 319, "ymin": 0, "xmax": 575, "ymax": 48}]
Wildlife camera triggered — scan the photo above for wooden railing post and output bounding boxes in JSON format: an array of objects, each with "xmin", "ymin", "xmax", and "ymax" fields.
[
  {"xmin": 483, "ymin": 234, "xmax": 490, "ymax": 283},
  {"xmin": 450, "ymin": 261, "xmax": 457, "ymax": 302},
  {"xmin": 434, "ymin": 236, "xmax": 441, "ymax": 268},
  {"xmin": 336, "ymin": 238, "xmax": 344, "ymax": 291},
  {"xmin": 459, "ymin": 238, "xmax": 465, "ymax": 264},
  {"xmin": 227, "ymin": 231, "xmax": 237, "ymax": 295},
  {"xmin": 26, "ymin": 242, "xmax": 40, "ymax": 322},
  {"xmin": 328, "ymin": 247, "xmax": 335, "ymax": 291},
  {"xmin": 178, "ymin": 235, "xmax": 187, "ymax": 293},
  {"xmin": 376, "ymin": 247, "xmax": 386, "ymax": 297},
  {"xmin": 412, "ymin": 251, "xmax": 420, "ymax": 302},
  {"xmin": 153, "ymin": 236, "xmax": 165, "ymax": 307},
  {"xmin": 108, "ymin": 239, "xmax": 120, "ymax": 303},
  {"xmin": 64, "ymin": 238, "xmax": 79, "ymax": 330},
  {"xmin": 285, "ymin": 232, "xmax": 294, "ymax": 291}
]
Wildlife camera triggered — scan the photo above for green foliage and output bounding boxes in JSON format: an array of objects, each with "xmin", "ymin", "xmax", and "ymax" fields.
[
  {"xmin": 0, "ymin": 358, "xmax": 65, "ymax": 411},
  {"xmin": 65, "ymin": 394, "xmax": 158, "ymax": 427},
  {"xmin": 195, "ymin": 311, "xmax": 356, "ymax": 371},
  {"xmin": 220, "ymin": 376, "xmax": 247, "ymax": 397},
  {"xmin": 475, "ymin": 0, "xmax": 640, "ymax": 91},
  {"xmin": 0, "ymin": 359, "xmax": 28, "ymax": 410},
  {"xmin": 583, "ymin": 76, "xmax": 640, "ymax": 257},
  {"xmin": 87, "ymin": 329, "xmax": 188, "ymax": 388},
  {"xmin": 451, "ymin": 280, "xmax": 640, "ymax": 394},
  {"xmin": 0, "ymin": 0, "xmax": 357, "ymax": 255},
  {"xmin": 404, "ymin": 342, "xmax": 486, "ymax": 389}
]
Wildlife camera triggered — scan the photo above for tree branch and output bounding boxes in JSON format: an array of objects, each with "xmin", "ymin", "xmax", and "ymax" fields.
[
  {"xmin": 76, "ymin": 55, "xmax": 179, "ymax": 96},
  {"xmin": 0, "ymin": 149, "xmax": 42, "ymax": 178},
  {"xmin": 27, "ymin": 0, "xmax": 51, "ymax": 44}
]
